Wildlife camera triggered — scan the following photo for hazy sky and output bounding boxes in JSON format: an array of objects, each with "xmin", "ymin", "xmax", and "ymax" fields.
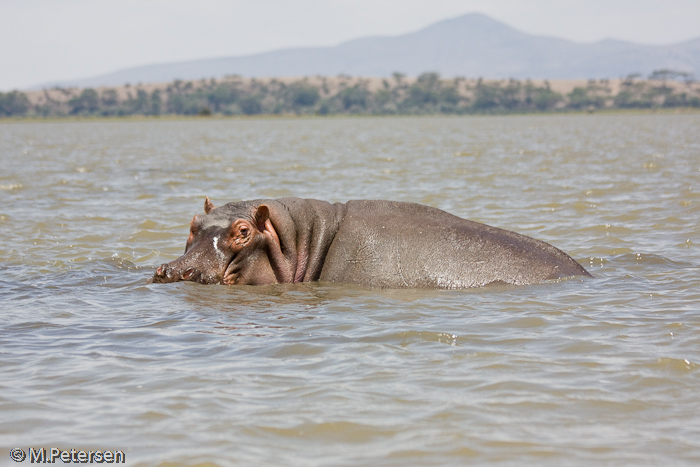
[{"xmin": 1, "ymin": 0, "xmax": 698, "ymax": 91}]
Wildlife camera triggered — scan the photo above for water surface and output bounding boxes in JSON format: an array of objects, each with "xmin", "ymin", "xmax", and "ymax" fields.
[{"xmin": 1, "ymin": 114, "xmax": 699, "ymax": 465}]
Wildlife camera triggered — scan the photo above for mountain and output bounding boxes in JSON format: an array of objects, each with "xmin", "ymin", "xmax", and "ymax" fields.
[{"xmin": 39, "ymin": 13, "xmax": 700, "ymax": 89}]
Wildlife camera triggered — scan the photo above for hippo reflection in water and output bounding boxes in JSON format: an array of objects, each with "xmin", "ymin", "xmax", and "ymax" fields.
[{"xmin": 153, "ymin": 197, "xmax": 591, "ymax": 289}]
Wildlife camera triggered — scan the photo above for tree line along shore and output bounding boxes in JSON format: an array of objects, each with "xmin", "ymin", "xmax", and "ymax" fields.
[{"xmin": 1, "ymin": 70, "xmax": 699, "ymax": 118}]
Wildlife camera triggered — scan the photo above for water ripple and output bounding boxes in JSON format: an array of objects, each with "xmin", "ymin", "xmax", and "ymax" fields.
[{"xmin": 1, "ymin": 115, "xmax": 700, "ymax": 465}]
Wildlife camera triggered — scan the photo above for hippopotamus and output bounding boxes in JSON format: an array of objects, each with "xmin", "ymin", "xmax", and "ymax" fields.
[{"xmin": 152, "ymin": 197, "xmax": 591, "ymax": 288}]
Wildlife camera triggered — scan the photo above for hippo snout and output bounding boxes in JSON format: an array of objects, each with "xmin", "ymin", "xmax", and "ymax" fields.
[
  {"xmin": 152, "ymin": 263, "xmax": 190, "ymax": 283},
  {"xmin": 152, "ymin": 263, "xmax": 172, "ymax": 283}
]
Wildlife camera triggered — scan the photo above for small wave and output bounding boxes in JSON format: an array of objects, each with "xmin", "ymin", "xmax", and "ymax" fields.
[
  {"xmin": 359, "ymin": 330, "xmax": 460, "ymax": 347},
  {"xmin": 607, "ymin": 253, "xmax": 694, "ymax": 268},
  {"xmin": 0, "ymin": 183, "xmax": 23, "ymax": 190},
  {"xmin": 649, "ymin": 357, "xmax": 696, "ymax": 373},
  {"xmin": 252, "ymin": 421, "xmax": 392, "ymax": 442}
]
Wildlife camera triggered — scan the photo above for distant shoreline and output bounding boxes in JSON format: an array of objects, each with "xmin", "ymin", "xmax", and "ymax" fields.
[
  {"xmin": 3, "ymin": 108, "xmax": 700, "ymax": 125},
  {"xmin": 2, "ymin": 73, "xmax": 699, "ymax": 118}
]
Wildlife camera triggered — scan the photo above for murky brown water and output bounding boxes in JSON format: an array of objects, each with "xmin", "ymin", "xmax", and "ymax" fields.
[{"xmin": 1, "ymin": 114, "xmax": 699, "ymax": 465}]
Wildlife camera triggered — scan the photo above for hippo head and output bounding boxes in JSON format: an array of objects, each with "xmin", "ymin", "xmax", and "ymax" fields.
[{"xmin": 152, "ymin": 197, "xmax": 282, "ymax": 285}]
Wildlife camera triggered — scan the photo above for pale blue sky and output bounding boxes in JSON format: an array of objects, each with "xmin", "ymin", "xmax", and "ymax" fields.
[{"xmin": 1, "ymin": 0, "xmax": 698, "ymax": 90}]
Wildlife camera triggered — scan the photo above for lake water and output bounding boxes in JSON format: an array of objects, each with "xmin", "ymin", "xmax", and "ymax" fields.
[{"xmin": 1, "ymin": 114, "xmax": 699, "ymax": 466}]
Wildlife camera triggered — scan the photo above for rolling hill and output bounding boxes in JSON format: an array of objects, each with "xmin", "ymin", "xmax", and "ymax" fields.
[{"xmin": 40, "ymin": 13, "xmax": 700, "ymax": 89}]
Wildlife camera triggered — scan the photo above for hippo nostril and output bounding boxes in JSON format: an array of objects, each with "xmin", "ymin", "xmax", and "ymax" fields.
[{"xmin": 182, "ymin": 268, "xmax": 195, "ymax": 280}]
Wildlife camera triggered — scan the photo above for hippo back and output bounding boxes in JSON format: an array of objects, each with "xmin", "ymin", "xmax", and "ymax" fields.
[{"xmin": 319, "ymin": 200, "xmax": 590, "ymax": 288}]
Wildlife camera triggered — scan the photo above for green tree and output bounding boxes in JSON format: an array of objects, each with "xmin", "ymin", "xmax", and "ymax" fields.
[
  {"xmin": 68, "ymin": 88, "xmax": 99, "ymax": 115},
  {"xmin": 239, "ymin": 95, "xmax": 263, "ymax": 115},
  {"xmin": 500, "ymin": 80, "xmax": 523, "ymax": 110},
  {"xmin": 207, "ymin": 84, "xmax": 240, "ymax": 111},
  {"xmin": 101, "ymin": 89, "xmax": 119, "ymax": 107},
  {"xmin": 150, "ymin": 90, "xmax": 162, "ymax": 115},
  {"xmin": 0, "ymin": 91, "xmax": 31, "ymax": 117},
  {"xmin": 567, "ymin": 87, "xmax": 605, "ymax": 110},
  {"xmin": 472, "ymin": 80, "xmax": 502, "ymax": 111},
  {"xmin": 131, "ymin": 89, "xmax": 150, "ymax": 114},
  {"xmin": 613, "ymin": 89, "xmax": 652, "ymax": 108},
  {"xmin": 405, "ymin": 73, "xmax": 442, "ymax": 109},
  {"xmin": 167, "ymin": 94, "xmax": 202, "ymax": 115},
  {"xmin": 648, "ymin": 69, "xmax": 692, "ymax": 83},
  {"xmin": 338, "ymin": 85, "xmax": 369, "ymax": 111},
  {"xmin": 530, "ymin": 83, "xmax": 562, "ymax": 111},
  {"xmin": 316, "ymin": 100, "xmax": 331, "ymax": 115},
  {"xmin": 287, "ymin": 83, "xmax": 320, "ymax": 109},
  {"xmin": 373, "ymin": 88, "xmax": 393, "ymax": 112}
]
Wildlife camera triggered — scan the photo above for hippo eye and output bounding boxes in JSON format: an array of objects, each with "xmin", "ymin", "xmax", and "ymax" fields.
[{"xmin": 240, "ymin": 226, "xmax": 249, "ymax": 237}]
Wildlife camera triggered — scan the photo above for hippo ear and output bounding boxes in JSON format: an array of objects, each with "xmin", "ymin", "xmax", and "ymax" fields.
[
  {"xmin": 204, "ymin": 197, "xmax": 215, "ymax": 214},
  {"xmin": 253, "ymin": 205, "xmax": 270, "ymax": 232},
  {"xmin": 253, "ymin": 205, "xmax": 282, "ymax": 247}
]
